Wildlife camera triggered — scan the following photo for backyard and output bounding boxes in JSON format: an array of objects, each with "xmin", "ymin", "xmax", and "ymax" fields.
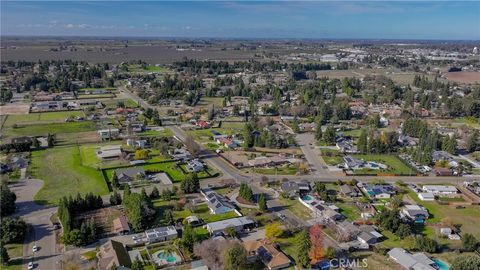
[
  {"xmin": 352, "ymin": 154, "xmax": 417, "ymax": 175},
  {"xmin": 30, "ymin": 146, "xmax": 109, "ymax": 205}
]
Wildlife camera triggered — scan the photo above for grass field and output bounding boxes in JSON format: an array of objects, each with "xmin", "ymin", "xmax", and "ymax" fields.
[
  {"xmin": 405, "ymin": 190, "xmax": 480, "ymax": 238},
  {"xmin": 3, "ymin": 121, "xmax": 96, "ymax": 137},
  {"xmin": 102, "ymin": 98, "xmax": 138, "ymax": 108},
  {"xmin": 153, "ymin": 200, "xmax": 238, "ymax": 226},
  {"xmin": 198, "ymin": 97, "xmax": 224, "ymax": 107},
  {"xmin": 128, "ymin": 64, "xmax": 167, "ymax": 73},
  {"xmin": 3, "ymin": 111, "xmax": 85, "ymax": 127},
  {"xmin": 352, "ymin": 154, "xmax": 416, "ymax": 175},
  {"xmin": 30, "ymin": 146, "xmax": 109, "ymax": 205},
  {"xmin": 278, "ymin": 197, "xmax": 312, "ymax": 220},
  {"xmin": 337, "ymin": 202, "xmax": 361, "ymax": 221}
]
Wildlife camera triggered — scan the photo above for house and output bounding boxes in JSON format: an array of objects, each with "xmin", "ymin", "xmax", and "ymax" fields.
[
  {"xmin": 440, "ymin": 228, "xmax": 452, "ymax": 236},
  {"xmin": 196, "ymin": 120, "xmax": 210, "ymax": 129},
  {"xmin": 112, "ymin": 216, "xmax": 131, "ymax": 235},
  {"xmin": 336, "ymin": 139, "xmax": 358, "ymax": 154},
  {"xmin": 171, "ymin": 148, "xmax": 192, "ymax": 161},
  {"xmin": 98, "ymin": 129, "xmax": 120, "ymax": 140},
  {"xmin": 299, "ymin": 197, "xmax": 343, "ymax": 222},
  {"xmin": 356, "ymin": 231, "xmax": 377, "ymax": 245},
  {"xmin": 434, "ymin": 167, "xmax": 454, "ymax": 176},
  {"xmin": 114, "ymin": 167, "xmax": 146, "ymax": 183},
  {"xmin": 97, "ymin": 240, "xmax": 132, "ymax": 270},
  {"xmin": 432, "ymin": 151, "xmax": 459, "ymax": 168},
  {"xmin": 185, "ymin": 216, "xmax": 202, "ymax": 226},
  {"xmin": 280, "ymin": 181, "xmax": 311, "ymax": 198},
  {"xmin": 401, "ymin": 205, "xmax": 429, "ymax": 223},
  {"xmin": 422, "ymin": 185, "xmax": 458, "ymax": 195},
  {"xmin": 126, "ymin": 139, "xmax": 147, "ymax": 148},
  {"xmin": 387, "ymin": 248, "xmax": 436, "ymax": 270},
  {"xmin": 418, "ymin": 192, "xmax": 435, "ymax": 201},
  {"xmin": 216, "ymin": 137, "xmax": 238, "ymax": 149},
  {"xmin": 130, "ymin": 122, "xmax": 145, "ymax": 132},
  {"xmin": 145, "ymin": 226, "xmax": 178, "ymax": 243},
  {"xmin": 205, "ymin": 217, "xmax": 256, "ymax": 236},
  {"xmin": 362, "ymin": 184, "xmax": 396, "ymax": 199},
  {"xmin": 344, "ymin": 155, "xmax": 364, "ymax": 170},
  {"xmin": 187, "ymin": 159, "xmax": 205, "ymax": 172},
  {"xmin": 339, "ymin": 184, "xmax": 359, "ymax": 197},
  {"xmin": 244, "ymin": 240, "xmax": 292, "ymax": 270},
  {"xmin": 200, "ymin": 188, "xmax": 237, "ymax": 215},
  {"xmin": 96, "ymin": 145, "xmax": 122, "ymax": 159}
]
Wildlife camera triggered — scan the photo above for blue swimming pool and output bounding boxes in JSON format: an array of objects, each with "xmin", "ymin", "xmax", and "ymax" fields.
[
  {"xmin": 433, "ymin": 259, "xmax": 449, "ymax": 270},
  {"xmin": 302, "ymin": 195, "xmax": 314, "ymax": 201}
]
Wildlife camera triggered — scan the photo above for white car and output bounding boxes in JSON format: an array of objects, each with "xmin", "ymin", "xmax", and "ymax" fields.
[
  {"xmin": 32, "ymin": 245, "xmax": 38, "ymax": 252},
  {"xmin": 28, "ymin": 262, "xmax": 34, "ymax": 269}
]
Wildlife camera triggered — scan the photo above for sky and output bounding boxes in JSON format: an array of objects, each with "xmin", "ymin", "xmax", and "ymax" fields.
[{"xmin": 1, "ymin": 1, "xmax": 479, "ymax": 40}]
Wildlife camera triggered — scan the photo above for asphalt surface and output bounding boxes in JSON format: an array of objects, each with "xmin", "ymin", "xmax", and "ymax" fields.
[
  {"xmin": 10, "ymin": 179, "xmax": 60, "ymax": 270},
  {"xmin": 296, "ymin": 132, "xmax": 330, "ymax": 176}
]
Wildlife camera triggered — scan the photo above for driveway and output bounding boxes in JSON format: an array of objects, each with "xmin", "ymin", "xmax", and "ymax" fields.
[
  {"xmin": 295, "ymin": 133, "xmax": 330, "ymax": 176},
  {"xmin": 10, "ymin": 179, "xmax": 60, "ymax": 270}
]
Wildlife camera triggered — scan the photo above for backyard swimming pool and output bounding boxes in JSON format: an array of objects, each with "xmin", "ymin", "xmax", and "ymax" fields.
[
  {"xmin": 152, "ymin": 250, "xmax": 181, "ymax": 265},
  {"xmin": 302, "ymin": 195, "xmax": 314, "ymax": 201},
  {"xmin": 433, "ymin": 259, "xmax": 450, "ymax": 270}
]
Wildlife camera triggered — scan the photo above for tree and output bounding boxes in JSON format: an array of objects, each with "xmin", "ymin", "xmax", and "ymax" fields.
[
  {"xmin": 123, "ymin": 184, "xmax": 131, "ymax": 197},
  {"xmin": 181, "ymin": 225, "xmax": 197, "ymax": 253},
  {"xmin": 323, "ymin": 125, "xmax": 336, "ymax": 145},
  {"xmin": 396, "ymin": 223, "xmax": 412, "ymax": 239},
  {"xmin": 258, "ymin": 194, "xmax": 267, "ymax": 212},
  {"xmin": 134, "ymin": 149, "xmax": 148, "ymax": 160},
  {"xmin": 1, "ymin": 217, "xmax": 27, "ymax": 244},
  {"xmin": 309, "ymin": 224, "xmax": 325, "ymax": 264},
  {"xmin": 111, "ymin": 172, "xmax": 119, "ymax": 188},
  {"xmin": 194, "ymin": 238, "xmax": 230, "ymax": 269},
  {"xmin": 415, "ymin": 236, "xmax": 437, "ymax": 253},
  {"xmin": 239, "ymin": 183, "xmax": 254, "ymax": 202},
  {"xmin": 223, "ymin": 242, "xmax": 248, "ymax": 270},
  {"xmin": 0, "ymin": 183, "xmax": 16, "ymax": 216},
  {"xmin": 462, "ymin": 233, "xmax": 479, "ymax": 252},
  {"xmin": 225, "ymin": 226, "xmax": 237, "ymax": 238},
  {"xmin": 150, "ymin": 187, "xmax": 160, "ymax": 199},
  {"xmin": 242, "ymin": 123, "xmax": 254, "ymax": 149},
  {"xmin": 295, "ymin": 229, "xmax": 311, "ymax": 268},
  {"xmin": 451, "ymin": 254, "xmax": 480, "ymax": 270},
  {"xmin": 265, "ymin": 223, "xmax": 283, "ymax": 242},
  {"xmin": 131, "ymin": 256, "xmax": 144, "ymax": 270},
  {"xmin": 47, "ymin": 133, "xmax": 55, "ymax": 147},
  {"xmin": 109, "ymin": 190, "xmax": 122, "ymax": 206},
  {"xmin": 325, "ymin": 246, "xmax": 336, "ymax": 260},
  {"xmin": 32, "ymin": 137, "xmax": 40, "ymax": 149},
  {"xmin": 357, "ymin": 129, "xmax": 368, "ymax": 154},
  {"xmin": 315, "ymin": 122, "xmax": 323, "ymax": 141},
  {"xmin": 466, "ymin": 130, "xmax": 479, "ymax": 153},
  {"xmin": 185, "ymin": 136, "xmax": 201, "ymax": 157},
  {"xmin": 292, "ymin": 119, "xmax": 300, "ymax": 133},
  {"xmin": 180, "ymin": 173, "xmax": 200, "ymax": 194},
  {"xmin": 0, "ymin": 245, "xmax": 9, "ymax": 266}
]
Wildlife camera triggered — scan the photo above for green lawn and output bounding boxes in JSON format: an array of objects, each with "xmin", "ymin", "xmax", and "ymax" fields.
[
  {"xmin": 153, "ymin": 200, "xmax": 239, "ymax": 226},
  {"xmin": 278, "ymin": 197, "xmax": 312, "ymax": 220},
  {"xmin": 102, "ymin": 98, "xmax": 138, "ymax": 108},
  {"xmin": 30, "ymin": 146, "xmax": 109, "ymax": 205},
  {"xmin": 199, "ymin": 97, "xmax": 224, "ymax": 107},
  {"xmin": 141, "ymin": 128, "xmax": 173, "ymax": 137},
  {"xmin": 1, "ymin": 258, "xmax": 23, "ymax": 270},
  {"xmin": 337, "ymin": 202, "xmax": 361, "ymax": 221},
  {"xmin": 405, "ymin": 190, "xmax": 480, "ymax": 239},
  {"xmin": 4, "ymin": 111, "xmax": 86, "ymax": 127},
  {"xmin": 352, "ymin": 154, "xmax": 417, "ymax": 175},
  {"xmin": 104, "ymin": 161, "xmax": 185, "ymax": 182},
  {"xmin": 3, "ymin": 121, "xmax": 96, "ymax": 137}
]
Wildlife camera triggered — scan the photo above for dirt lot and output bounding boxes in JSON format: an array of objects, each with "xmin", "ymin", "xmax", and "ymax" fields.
[
  {"xmin": 0, "ymin": 103, "xmax": 30, "ymax": 115},
  {"xmin": 75, "ymin": 206, "xmax": 123, "ymax": 236},
  {"xmin": 444, "ymin": 71, "xmax": 480, "ymax": 84}
]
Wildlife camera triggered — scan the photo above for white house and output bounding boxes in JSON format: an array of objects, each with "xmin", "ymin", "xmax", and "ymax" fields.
[
  {"xmin": 418, "ymin": 192, "xmax": 435, "ymax": 201},
  {"xmin": 145, "ymin": 226, "xmax": 178, "ymax": 243}
]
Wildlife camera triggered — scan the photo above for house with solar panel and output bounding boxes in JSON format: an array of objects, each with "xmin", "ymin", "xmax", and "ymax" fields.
[
  {"xmin": 145, "ymin": 226, "xmax": 178, "ymax": 244},
  {"xmin": 200, "ymin": 188, "xmax": 238, "ymax": 215},
  {"xmin": 361, "ymin": 183, "xmax": 396, "ymax": 199},
  {"xmin": 244, "ymin": 240, "xmax": 292, "ymax": 270}
]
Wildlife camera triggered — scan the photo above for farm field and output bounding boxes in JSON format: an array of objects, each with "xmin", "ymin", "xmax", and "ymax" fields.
[
  {"xmin": 30, "ymin": 146, "xmax": 109, "ymax": 205},
  {"xmin": 3, "ymin": 121, "xmax": 97, "ymax": 138},
  {"xmin": 352, "ymin": 154, "xmax": 416, "ymax": 175},
  {"xmin": 3, "ymin": 111, "xmax": 85, "ymax": 126}
]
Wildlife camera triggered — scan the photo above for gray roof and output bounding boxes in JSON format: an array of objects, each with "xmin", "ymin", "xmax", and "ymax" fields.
[
  {"xmin": 388, "ymin": 248, "xmax": 435, "ymax": 270},
  {"xmin": 201, "ymin": 188, "xmax": 235, "ymax": 213},
  {"xmin": 206, "ymin": 217, "xmax": 255, "ymax": 232}
]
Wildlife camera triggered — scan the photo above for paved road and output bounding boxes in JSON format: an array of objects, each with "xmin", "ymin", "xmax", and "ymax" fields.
[
  {"xmin": 296, "ymin": 133, "xmax": 330, "ymax": 176},
  {"xmin": 459, "ymin": 154, "xmax": 480, "ymax": 168},
  {"xmin": 10, "ymin": 179, "xmax": 60, "ymax": 270}
]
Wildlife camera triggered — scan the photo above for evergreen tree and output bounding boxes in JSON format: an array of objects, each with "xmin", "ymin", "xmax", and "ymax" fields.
[
  {"xmin": 258, "ymin": 194, "xmax": 267, "ymax": 212},
  {"xmin": 150, "ymin": 187, "xmax": 160, "ymax": 199},
  {"xmin": 295, "ymin": 229, "xmax": 311, "ymax": 268},
  {"xmin": 315, "ymin": 122, "xmax": 323, "ymax": 141},
  {"xmin": 357, "ymin": 129, "xmax": 368, "ymax": 154},
  {"xmin": 323, "ymin": 125, "xmax": 336, "ymax": 145},
  {"xmin": 1, "ymin": 245, "xmax": 9, "ymax": 265},
  {"xmin": 466, "ymin": 130, "xmax": 479, "ymax": 153}
]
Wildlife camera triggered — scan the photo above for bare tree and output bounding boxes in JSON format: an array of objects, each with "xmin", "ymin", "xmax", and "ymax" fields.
[
  {"xmin": 193, "ymin": 239, "xmax": 233, "ymax": 270},
  {"xmin": 185, "ymin": 135, "xmax": 201, "ymax": 157}
]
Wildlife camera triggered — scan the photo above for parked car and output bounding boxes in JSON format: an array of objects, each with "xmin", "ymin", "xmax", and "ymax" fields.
[
  {"xmin": 28, "ymin": 262, "xmax": 34, "ymax": 270},
  {"xmin": 32, "ymin": 245, "xmax": 38, "ymax": 252}
]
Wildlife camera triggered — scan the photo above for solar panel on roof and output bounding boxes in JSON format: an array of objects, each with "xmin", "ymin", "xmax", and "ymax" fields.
[{"xmin": 257, "ymin": 246, "xmax": 273, "ymax": 263}]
